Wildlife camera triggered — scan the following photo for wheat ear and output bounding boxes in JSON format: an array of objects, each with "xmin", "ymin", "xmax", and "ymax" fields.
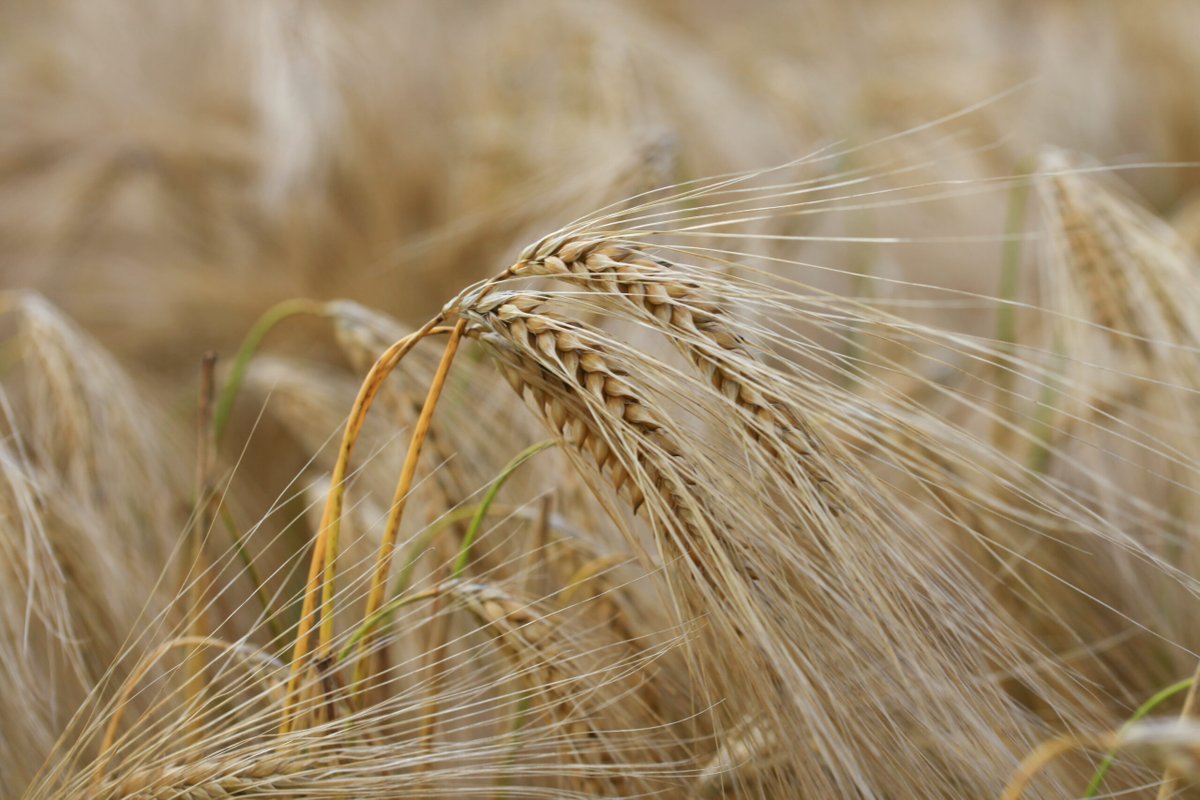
[
  {"xmin": 511, "ymin": 237, "xmax": 841, "ymax": 509},
  {"xmin": 462, "ymin": 292, "xmax": 755, "ymax": 592},
  {"xmin": 95, "ymin": 754, "xmax": 329, "ymax": 799}
]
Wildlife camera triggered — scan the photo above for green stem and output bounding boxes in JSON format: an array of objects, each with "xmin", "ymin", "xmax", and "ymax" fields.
[
  {"xmin": 1083, "ymin": 677, "xmax": 1194, "ymax": 797},
  {"xmin": 392, "ymin": 504, "xmax": 513, "ymax": 599},
  {"xmin": 218, "ymin": 503, "xmax": 283, "ymax": 642},
  {"xmin": 337, "ymin": 586, "xmax": 442, "ymax": 664},
  {"xmin": 213, "ymin": 298, "xmax": 324, "ymax": 445},
  {"xmin": 209, "ymin": 299, "xmax": 323, "ymax": 656},
  {"xmin": 335, "ymin": 501, "xmax": 529, "ymax": 665},
  {"xmin": 1026, "ymin": 344, "xmax": 1066, "ymax": 474},
  {"xmin": 996, "ymin": 162, "xmax": 1033, "ymax": 350},
  {"xmin": 452, "ymin": 440, "xmax": 556, "ymax": 581},
  {"xmin": 992, "ymin": 161, "xmax": 1032, "ymax": 449}
]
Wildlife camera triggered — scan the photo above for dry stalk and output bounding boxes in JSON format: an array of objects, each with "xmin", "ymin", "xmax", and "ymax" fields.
[
  {"xmin": 329, "ymin": 300, "xmax": 472, "ymax": 507},
  {"xmin": 281, "ymin": 317, "xmax": 445, "ymax": 734},
  {"xmin": 328, "ymin": 301, "xmax": 493, "ymax": 579},
  {"xmin": 351, "ymin": 319, "xmax": 467, "ymax": 697}
]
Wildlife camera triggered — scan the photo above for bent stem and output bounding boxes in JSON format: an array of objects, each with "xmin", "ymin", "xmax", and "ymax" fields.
[
  {"xmin": 1084, "ymin": 677, "xmax": 1194, "ymax": 797},
  {"xmin": 392, "ymin": 505, "xmax": 510, "ymax": 600},
  {"xmin": 337, "ymin": 586, "xmax": 444, "ymax": 664},
  {"xmin": 213, "ymin": 298, "xmax": 324, "ymax": 446},
  {"xmin": 1154, "ymin": 664, "xmax": 1200, "ymax": 800},
  {"xmin": 350, "ymin": 319, "xmax": 468, "ymax": 698},
  {"xmin": 330, "ymin": 502, "xmax": 525, "ymax": 664},
  {"xmin": 1001, "ymin": 736, "xmax": 1090, "ymax": 800},
  {"xmin": 453, "ymin": 440, "xmax": 556, "ymax": 581},
  {"xmin": 279, "ymin": 315, "xmax": 445, "ymax": 734}
]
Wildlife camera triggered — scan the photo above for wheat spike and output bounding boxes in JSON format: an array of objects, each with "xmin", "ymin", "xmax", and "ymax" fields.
[
  {"xmin": 511, "ymin": 238, "xmax": 842, "ymax": 508},
  {"xmin": 95, "ymin": 754, "xmax": 329, "ymax": 799},
  {"xmin": 461, "ymin": 292, "xmax": 744, "ymax": 578}
]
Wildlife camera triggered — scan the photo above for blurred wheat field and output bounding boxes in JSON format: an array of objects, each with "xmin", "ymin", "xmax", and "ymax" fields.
[{"xmin": 4, "ymin": 1, "xmax": 1200, "ymax": 798}]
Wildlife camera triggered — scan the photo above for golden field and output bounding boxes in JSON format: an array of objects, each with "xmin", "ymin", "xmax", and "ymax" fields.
[{"xmin": 3, "ymin": 2, "xmax": 1200, "ymax": 797}]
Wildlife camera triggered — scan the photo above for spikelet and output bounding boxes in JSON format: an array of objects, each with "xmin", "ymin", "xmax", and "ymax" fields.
[{"xmin": 511, "ymin": 237, "xmax": 843, "ymax": 511}]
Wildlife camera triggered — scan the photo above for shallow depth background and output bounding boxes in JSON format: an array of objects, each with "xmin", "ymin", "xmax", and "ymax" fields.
[{"xmin": 3, "ymin": 0, "xmax": 1200, "ymax": 389}]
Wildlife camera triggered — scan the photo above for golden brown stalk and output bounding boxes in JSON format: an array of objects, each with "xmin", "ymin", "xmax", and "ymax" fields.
[
  {"xmin": 329, "ymin": 301, "xmax": 471, "ymax": 506},
  {"xmin": 351, "ymin": 319, "xmax": 467, "ymax": 694},
  {"xmin": 328, "ymin": 301, "xmax": 486, "ymax": 574},
  {"xmin": 281, "ymin": 317, "xmax": 444, "ymax": 734}
]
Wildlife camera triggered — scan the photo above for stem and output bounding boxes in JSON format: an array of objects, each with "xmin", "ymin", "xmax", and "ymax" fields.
[
  {"xmin": 453, "ymin": 440, "xmax": 556, "ymax": 581},
  {"xmin": 213, "ymin": 299, "xmax": 324, "ymax": 446},
  {"xmin": 1084, "ymin": 677, "xmax": 1194, "ymax": 797},
  {"xmin": 996, "ymin": 164, "xmax": 1032, "ymax": 349},
  {"xmin": 1154, "ymin": 663, "xmax": 1200, "ymax": 799},
  {"xmin": 992, "ymin": 163, "xmax": 1032, "ymax": 450},
  {"xmin": 350, "ymin": 320, "xmax": 468, "ymax": 694},
  {"xmin": 279, "ymin": 267, "xmax": 509, "ymax": 731},
  {"xmin": 393, "ymin": 503, "xmax": 526, "ymax": 601},
  {"xmin": 1026, "ymin": 344, "xmax": 1066, "ymax": 473},
  {"xmin": 337, "ymin": 586, "xmax": 443, "ymax": 664},
  {"xmin": 279, "ymin": 315, "xmax": 444, "ymax": 734},
  {"xmin": 218, "ymin": 503, "xmax": 283, "ymax": 642}
]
